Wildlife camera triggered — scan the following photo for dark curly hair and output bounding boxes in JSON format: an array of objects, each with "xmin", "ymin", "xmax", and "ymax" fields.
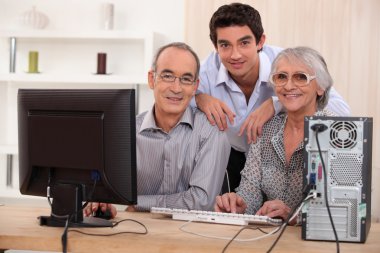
[{"xmin": 209, "ymin": 3, "xmax": 264, "ymax": 47}]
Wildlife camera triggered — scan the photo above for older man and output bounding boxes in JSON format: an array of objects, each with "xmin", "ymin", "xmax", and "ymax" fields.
[{"xmin": 86, "ymin": 42, "xmax": 230, "ymax": 217}]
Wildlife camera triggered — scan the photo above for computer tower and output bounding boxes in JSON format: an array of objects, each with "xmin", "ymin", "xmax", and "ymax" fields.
[{"xmin": 302, "ymin": 116, "xmax": 372, "ymax": 242}]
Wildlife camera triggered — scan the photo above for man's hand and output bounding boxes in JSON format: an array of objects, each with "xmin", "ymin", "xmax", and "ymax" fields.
[
  {"xmin": 214, "ymin": 192, "xmax": 247, "ymax": 214},
  {"xmin": 239, "ymin": 98, "xmax": 275, "ymax": 144},
  {"xmin": 83, "ymin": 202, "xmax": 117, "ymax": 219},
  {"xmin": 195, "ymin": 93, "xmax": 235, "ymax": 131},
  {"xmin": 125, "ymin": 205, "xmax": 137, "ymax": 212}
]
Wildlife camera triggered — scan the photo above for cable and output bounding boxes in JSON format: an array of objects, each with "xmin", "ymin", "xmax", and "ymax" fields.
[
  {"xmin": 179, "ymin": 220, "xmax": 281, "ymax": 242},
  {"xmin": 60, "ymin": 178, "xmax": 148, "ymax": 252},
  {"xmin": 314, "ymin": 127, "xmax": 340, "ymax": 253},
  {"xmin": 225, "ymin": 169, "xmax": 231, "ymax": 193},
  {"xmin": 46, "ymin": 171, "xmax": 97, "ymax": 220},
  {"xmin": 59, "ymin": 180, "xmax": 96, "ymax": 252},
  {"xmin": 68, "ymin": 218, "xmax": 148, "ymax": 236},
  {"xmin": 221, "ymin": 225, "xmax": 280, "ymax": 253},
  {"xmin": 266, "ymin": 184, "xmax": 313, "ymax": 253},
  {"xmin": 45, "ymin": 176, "xmax": 99, "ymax": 253},
  {"xmin": 61, "ymin": 215, "xmax": 71, "ymax": 253},
  {"xmin": 266, "ymin": 200, "xmax": 303, "ymax": 253},
  {"xmin": 60, "ymin": 218, "xmax": 148, "ymax": 252},
  {"xmin": 289, "ymin": 193, "xmax": 315, "ymax": 222},
  {"xmin": 45, "ymin": 174, "xmax": 144, "ymax": 253}
]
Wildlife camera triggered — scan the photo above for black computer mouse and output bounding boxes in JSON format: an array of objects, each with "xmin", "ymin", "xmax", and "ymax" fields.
[{"xmin": 93, "ymin": 208, "xmax": 113, "ymax": 220}]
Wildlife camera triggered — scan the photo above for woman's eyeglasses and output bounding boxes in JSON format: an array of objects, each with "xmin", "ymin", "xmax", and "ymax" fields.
[{"xmin": 270, "ymin": 72, "xmax": 316, "ymax": 87}]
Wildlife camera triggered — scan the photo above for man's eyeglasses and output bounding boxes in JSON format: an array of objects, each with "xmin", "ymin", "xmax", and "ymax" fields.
[
  {"xmin": 155, "ymin": 72, "xmax": 196, "ymax": 86},
  {"xmin": 270, "ymin": 72, "xmax": 316, "ymax": 87}
]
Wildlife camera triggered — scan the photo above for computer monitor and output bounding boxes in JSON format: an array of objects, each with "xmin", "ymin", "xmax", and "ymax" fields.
[{"xmin": 18, "ymin": 89, "xmax": 137, "ymax": 227}]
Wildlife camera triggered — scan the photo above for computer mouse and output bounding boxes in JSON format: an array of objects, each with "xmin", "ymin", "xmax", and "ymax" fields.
[{"xmin": 93, "ymin": 208, "xmax": 113, "ymax": 220}]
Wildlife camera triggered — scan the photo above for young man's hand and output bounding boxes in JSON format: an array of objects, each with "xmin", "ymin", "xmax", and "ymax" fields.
[
  {"xmin": 195, "ymin": 93, "xmax": 235, "ymax": 131},
  {"xmin": 239, "ymin": 98, "xmax": 275, "ymax": 143}
]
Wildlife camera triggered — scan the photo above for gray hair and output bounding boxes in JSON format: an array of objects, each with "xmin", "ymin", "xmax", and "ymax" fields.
[
  {"xmin": 151, "ymin": 42, "xmax": 200, "ymax": 80},
  {"xmin": 269, "ymin": 47, "xmax": 333, "ymax": 110}
]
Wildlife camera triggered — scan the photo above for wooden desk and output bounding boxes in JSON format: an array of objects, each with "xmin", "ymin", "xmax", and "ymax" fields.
[{"xmin": 0, "ymin": 205, "xmax": 379, "ymax": 253}]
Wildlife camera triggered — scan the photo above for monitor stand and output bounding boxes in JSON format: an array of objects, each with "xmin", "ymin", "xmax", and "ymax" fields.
[{"xmin": 39, "ymin": 182, "xmax": 113, "ymax": 227}]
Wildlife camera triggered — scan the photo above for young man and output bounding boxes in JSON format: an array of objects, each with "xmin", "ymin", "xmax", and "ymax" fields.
[
  {"xmin": 193, "ymin": 3, "xmax": 350, "ymax": 192},
  {"xmin": 85, "ymin": 42, "xmax": 230, "ymax": 217}
]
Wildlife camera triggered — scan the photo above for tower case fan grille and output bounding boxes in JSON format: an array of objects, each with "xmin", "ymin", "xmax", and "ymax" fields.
[{"xmin": 329, "ymin": 121, "xmax": 358, "ymax": 149}]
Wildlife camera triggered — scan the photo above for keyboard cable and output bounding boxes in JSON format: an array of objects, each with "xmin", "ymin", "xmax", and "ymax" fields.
[{"xmin": 179, "ymin": 219, "xmax": 282, "ymax": 242}]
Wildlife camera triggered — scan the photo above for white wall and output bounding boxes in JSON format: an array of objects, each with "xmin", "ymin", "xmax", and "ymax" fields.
[{"xmin": 0, "ymin": 0, "xmax": 185, "ymax": 37}]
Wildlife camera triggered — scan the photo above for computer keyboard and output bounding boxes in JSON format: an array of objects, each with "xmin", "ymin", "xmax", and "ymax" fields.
[{"xmin": 151, "ymin": 207, "xmax": 283, "ymax": 226}]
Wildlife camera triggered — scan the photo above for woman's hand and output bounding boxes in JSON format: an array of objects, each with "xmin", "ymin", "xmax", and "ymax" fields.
[{"xmin": 256, "ymin": 199, "xmax": 293, "ymax": 222}]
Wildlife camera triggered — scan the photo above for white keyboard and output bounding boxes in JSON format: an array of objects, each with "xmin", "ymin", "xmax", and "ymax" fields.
[{"xmin": 151, "ymin": 207, "xmax": 283, "ymax": 226}]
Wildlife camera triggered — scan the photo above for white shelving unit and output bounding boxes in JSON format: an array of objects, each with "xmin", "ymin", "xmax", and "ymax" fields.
[
  {"xmin": 0, "ymin": 29, "xmax": 163, "ymax": 196},
  {"xmin": 0, "ymin": 29, "xmax": 163, "ymax": 146},
  {"xmin": 0, "ymin": 30, "xmax": 163, "ymax": 80}
]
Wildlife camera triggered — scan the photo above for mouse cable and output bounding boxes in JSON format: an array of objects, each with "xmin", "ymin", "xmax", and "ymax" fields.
[
  {"xmin": 61, "ymin": 217, "xmax": 148, "ymax": 253},
  {"xmin": 68, "ymin": 218, "xmax": 148, "ymax": 236}
]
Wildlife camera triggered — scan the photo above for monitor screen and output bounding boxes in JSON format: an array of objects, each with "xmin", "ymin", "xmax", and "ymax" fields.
[{"xmin": 18, "ymin": 89, "xmax": 137, "ymax": 227}]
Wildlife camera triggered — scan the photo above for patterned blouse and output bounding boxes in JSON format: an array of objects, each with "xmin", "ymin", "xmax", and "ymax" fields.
[{"xmin": 237, "ymin": 109, "xmax": 336, "ymax": 214}]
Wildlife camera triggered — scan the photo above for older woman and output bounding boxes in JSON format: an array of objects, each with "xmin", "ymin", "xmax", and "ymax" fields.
[{"xmin": 214, "ymin": 47, "xmax": 336, "ymax": 224}]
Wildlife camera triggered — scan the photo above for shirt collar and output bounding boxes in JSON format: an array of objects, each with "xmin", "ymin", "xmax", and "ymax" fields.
[
  {"xmin": 215, "ymin": 63, "xmax": 231, "ymax": 87},
  {"xmin": 139, "ymin": 105, "xmax": 194, "ymax": 133},
  {"xmin": 258, "ymin": 50, "xmax": 272, "ymax": 85}
]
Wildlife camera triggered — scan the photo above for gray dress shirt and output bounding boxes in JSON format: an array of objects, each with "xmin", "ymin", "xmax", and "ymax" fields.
[{"xmin": 135, "ymin": 106, "xmax": 230, "ymax": 211}]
